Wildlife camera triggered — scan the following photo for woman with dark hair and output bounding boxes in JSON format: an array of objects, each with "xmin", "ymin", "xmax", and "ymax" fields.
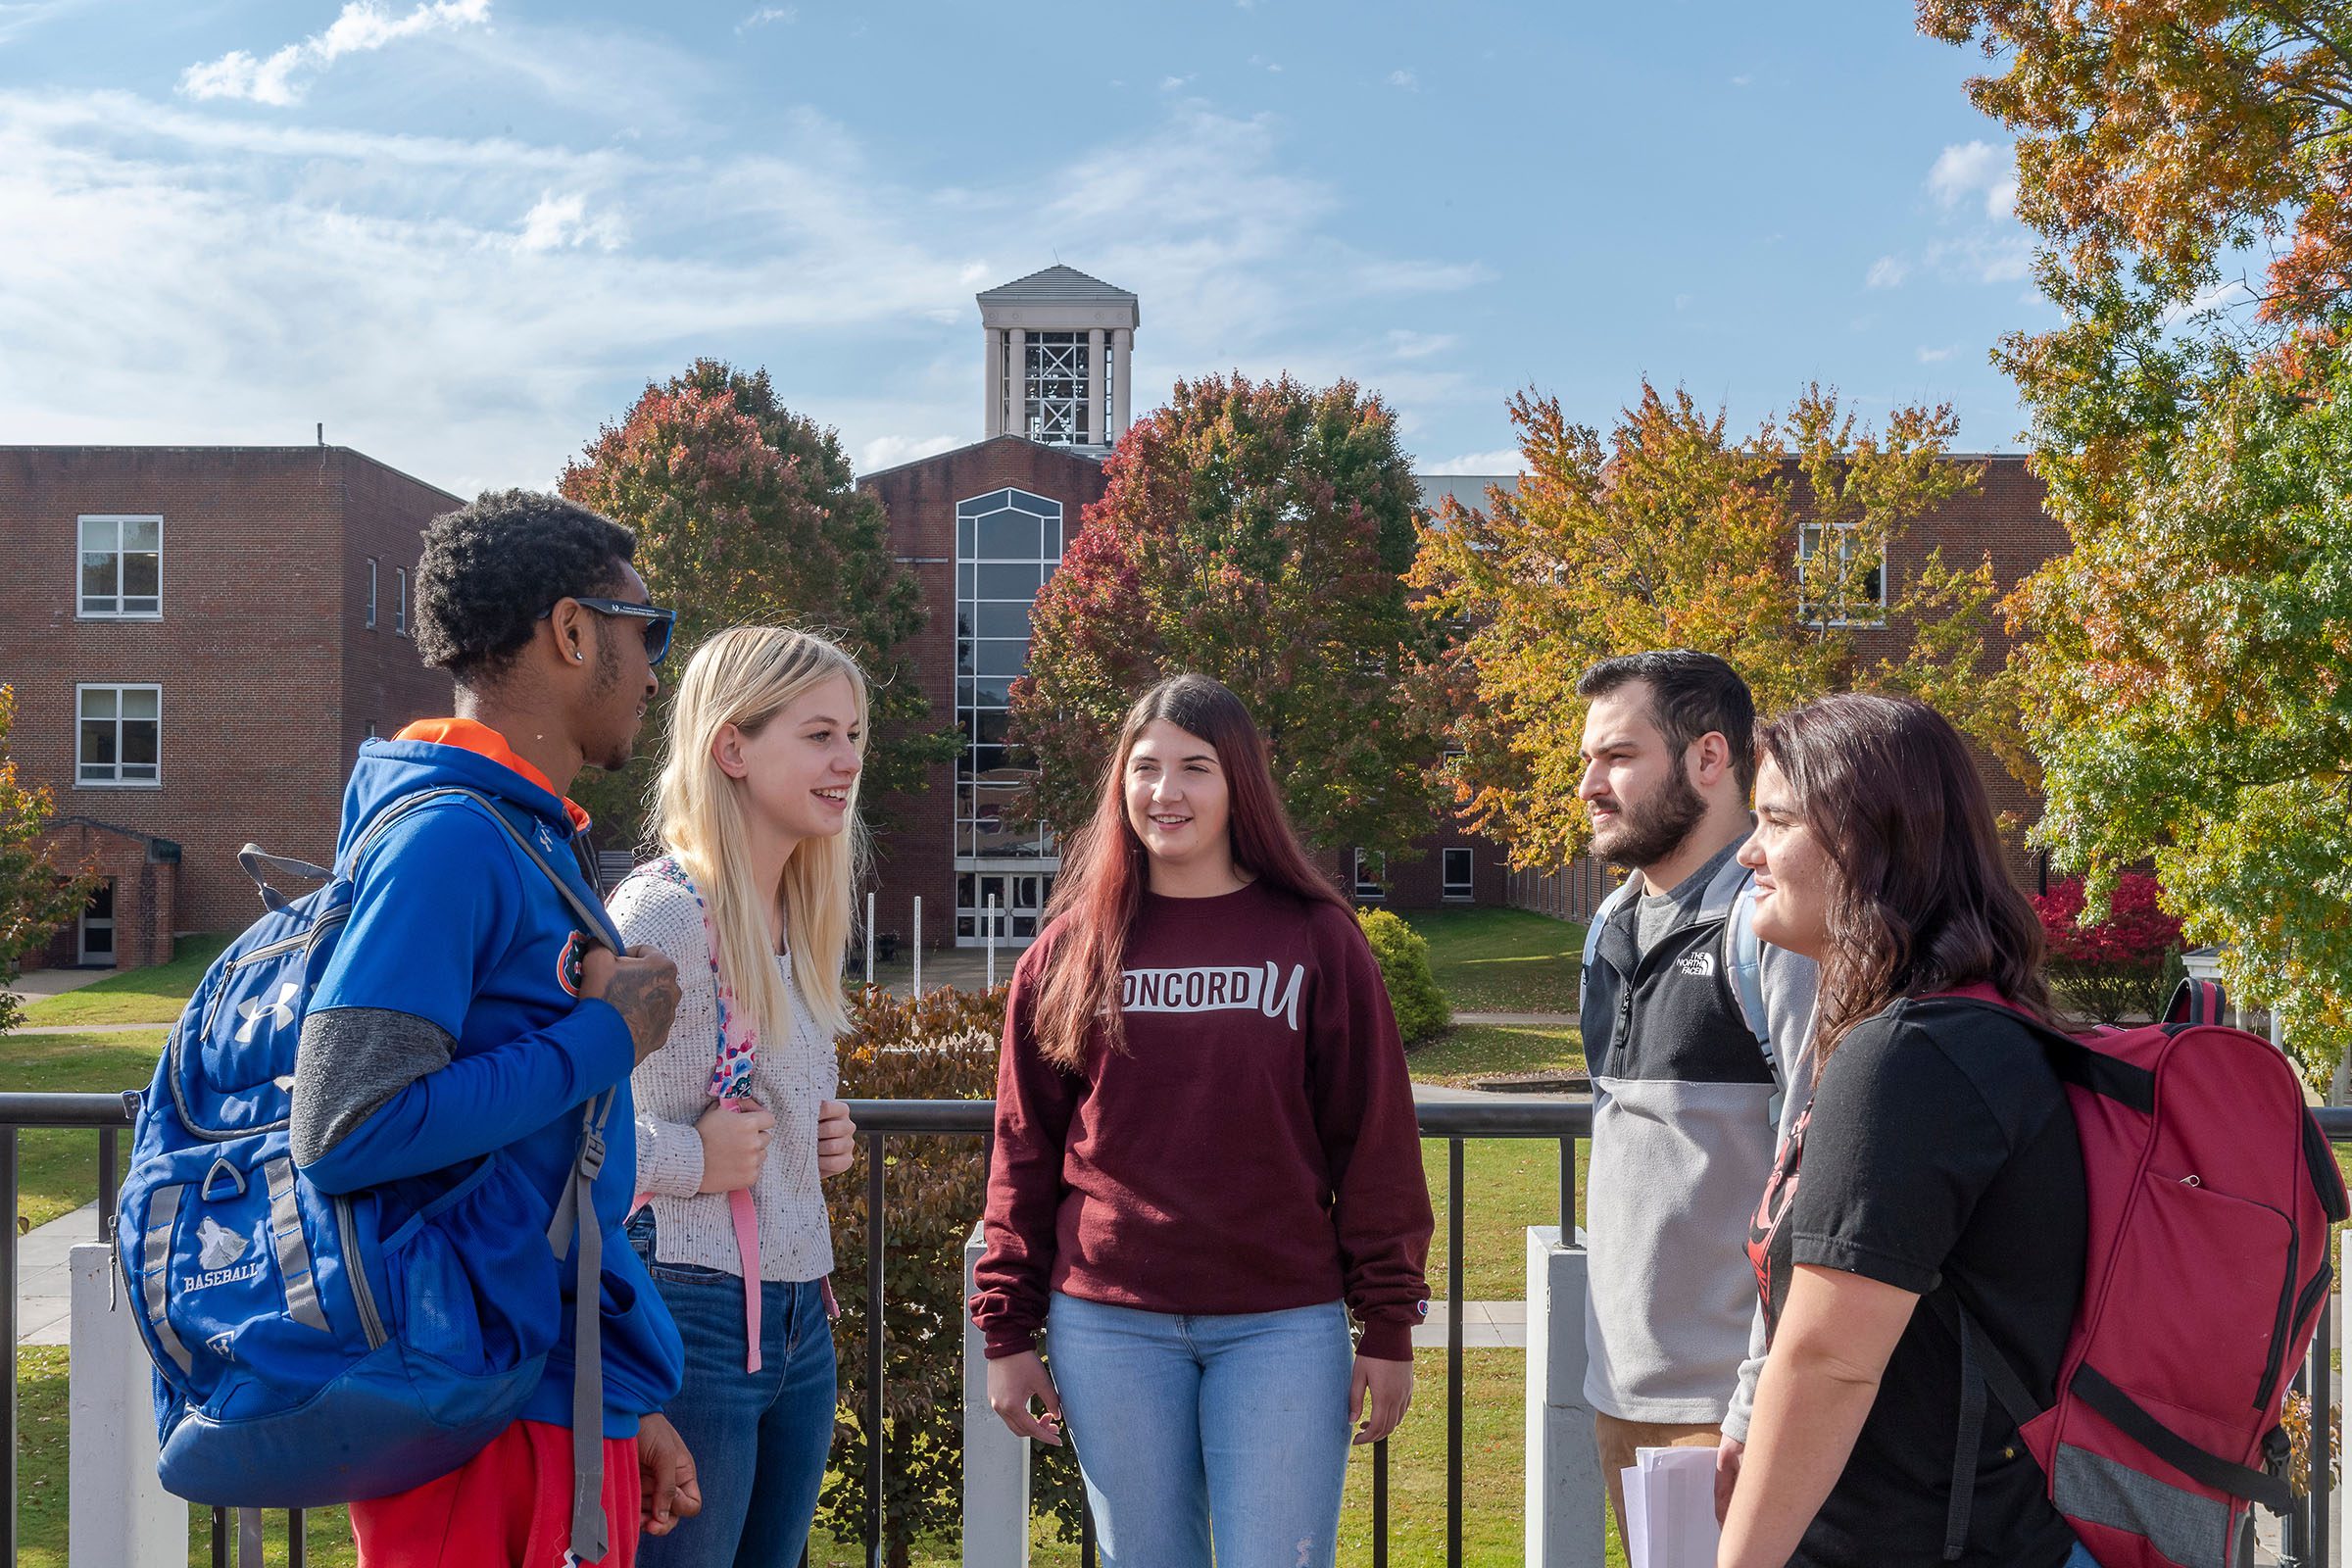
[
  {"xmin": 1718, "ymin": 693, "xmax": 2092, "ymax": 1568},
  {"xmin": 969, "ymin": 673, "xmax": 1433, "ymax": 1568}
]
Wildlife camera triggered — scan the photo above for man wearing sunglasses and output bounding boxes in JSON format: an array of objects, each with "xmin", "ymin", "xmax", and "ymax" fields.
[{"xmin": 290, "ymin": 489, "xmax": 697, "ymax": 1566}]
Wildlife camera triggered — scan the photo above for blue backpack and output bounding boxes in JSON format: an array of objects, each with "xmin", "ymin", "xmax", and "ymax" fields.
[{"xmin": 117, "ymin": 787, "xmax": 623, "ymax": 1519}]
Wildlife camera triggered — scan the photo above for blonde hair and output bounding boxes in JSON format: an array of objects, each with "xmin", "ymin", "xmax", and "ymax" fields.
[{"xmin": 651, "ymin": 626, "xmax": 869, "ymax": 1039}]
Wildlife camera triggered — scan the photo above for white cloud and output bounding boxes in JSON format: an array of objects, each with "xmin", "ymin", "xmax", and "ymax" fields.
[
  {"xmin": 181, "ymin": 0, "xmax": 491, "ymax": 106},
  {"xmin": 1249, "ymin": 54, "xmax": 1282, "ymax": 73},
  {"xmin": 1926, "ymin": 233, "xmax": 2033, "ymax": 284},
  {"xmin": 517, "ymin": 191, "xmax": 624, "ymax": 252},
  {"xmin": 1386, "ymin": 329, "xmax": 1456, "ymax": 360},
  {"xmin": 737, "ymin": 5, "xmax": 795, "ymax": 29},
  {"xmin": 858, "ymin": 433, "xmax": 960, "ymax": 471},
  {"xmin": 1866, "ymin": 255, "xmax": 1908, "ymax": 289},
  {"xmin": 0, "ymin": 86, "xmax": 1492, "ymax": 492},
  {"xmin": 1388, "ymin": 69, "xmax": 1418, "ymax": 91},
  {"xmin": 1917, "ymin": 344, "xmax": 1955, "ymax": 364},
  {"xmin": 1422, "ymin": 448, "xmax": 1523, "ymax": 475},
  {"xmin": 1159, "ymin": 74, "xmax": 1192, "ymax": 91},
  {"xmin": 1730, "ymin": 74, "xmax": 1752, "ymax": 87},
  {"xmin": 1927, "ymin": 139, "xmax": 2018, "ymax": 220}
]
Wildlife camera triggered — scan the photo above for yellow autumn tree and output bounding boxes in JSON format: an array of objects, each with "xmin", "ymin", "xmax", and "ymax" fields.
[{"xmin": 1410, "ymin": 382, "xmax": 2007, "ymax": 866}]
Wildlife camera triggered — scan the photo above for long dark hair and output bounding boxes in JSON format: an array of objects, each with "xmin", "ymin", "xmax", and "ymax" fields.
[
  {"xmin": 1033, "ymin": 673, "xmax": 1350, "ymax": 1068},
  {"xmin": 1758, "ymin": 693, "xmax": 2054, "ymax": 1063}
]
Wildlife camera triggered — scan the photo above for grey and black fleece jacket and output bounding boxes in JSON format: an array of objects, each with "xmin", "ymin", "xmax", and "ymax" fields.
[{"xmin": 1580, "ymin": 835, "xmax": 1818, "ymax": 1426}]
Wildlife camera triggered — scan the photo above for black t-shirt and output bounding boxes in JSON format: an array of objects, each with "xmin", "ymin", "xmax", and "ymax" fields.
[{"xmin": 1747, "ymin": 997, "xmax": 2087, "ymax": 1568}]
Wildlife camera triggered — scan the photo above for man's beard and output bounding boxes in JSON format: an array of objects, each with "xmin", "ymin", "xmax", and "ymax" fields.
[{"xmin": 1591, "ymin": 764, "xmax": 1707, "ymax": 872}]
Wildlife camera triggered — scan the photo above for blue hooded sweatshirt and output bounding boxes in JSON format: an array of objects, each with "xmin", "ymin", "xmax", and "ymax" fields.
[{"xmin": 289, "ymin": 726, "xmax": 684, "ymax": 1438}]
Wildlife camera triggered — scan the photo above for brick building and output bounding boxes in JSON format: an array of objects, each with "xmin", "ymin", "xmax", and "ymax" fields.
[
  {"xmin": 0, "ymin": 445, "xmax": 457, "ymax": 965},
  {"xmin": 861, "ymin": 267, "xmax": 1520, "ymax": 948}
]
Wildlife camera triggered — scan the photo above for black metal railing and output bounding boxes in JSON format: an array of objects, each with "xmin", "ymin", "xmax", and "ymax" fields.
[{"xmin": 1, "ymin": 1091, "xmax": 2344, "ymax": 1567}]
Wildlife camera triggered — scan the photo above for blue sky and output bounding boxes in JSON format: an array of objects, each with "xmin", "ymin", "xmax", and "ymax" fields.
[{"xmin": 0, "ymin": 0, "xmax": 2047, "ymax": 494}]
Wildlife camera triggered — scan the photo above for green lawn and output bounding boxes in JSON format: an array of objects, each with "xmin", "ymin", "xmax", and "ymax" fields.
[
  {"xmin": 1403, "ymin": 906, "xmax": 1584, "ymax": 1015},
  {"xmin": 1407, "ymin": 1023, "xmax": 1585, "ymax": 1086},
  {"xmin": 0, "ymin": 1032, "xmax": 163, "ymax": 1226},
  {"xmin": 1423, "ymin": 1133, "xmax": 1587, "ymax": 1301},
  {"xmin": 21, "ymin": 935, "xmax": 230, "ymax": 1028}
]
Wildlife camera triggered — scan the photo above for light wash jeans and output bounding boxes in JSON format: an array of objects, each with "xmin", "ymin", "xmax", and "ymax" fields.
[
  {"xmin": 1045, "ymin": 1292, "xmax": 1359, "ymax": 1568},
  {"xmin": 2063, "ymin": 1544, "xmax": 2098, "ymax": 1567}
]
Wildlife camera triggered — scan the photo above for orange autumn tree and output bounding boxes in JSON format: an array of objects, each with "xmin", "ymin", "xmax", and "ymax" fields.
[
  {"xmin": 1409, "ymin": 382, "xmax": 2005, "ymax": 867},
  {"xmin": 1924, "ymin": 1, "xmax": 2352, "ymax": 1075}
]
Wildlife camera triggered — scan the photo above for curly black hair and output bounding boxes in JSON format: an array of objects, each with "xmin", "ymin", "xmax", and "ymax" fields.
[{"xmin": 415, "ymin": 489, "xmax": 637, "ymax": 680}]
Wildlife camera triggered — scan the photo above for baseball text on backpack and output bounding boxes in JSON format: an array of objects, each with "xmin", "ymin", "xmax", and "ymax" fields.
[
  {"xmin": 1931, "ymin": 981, "xmax": 2348, "ymax": 1568},
  {"xmin": 116, "ymin": 787, "xmax": 621, "ymax": 1513}
]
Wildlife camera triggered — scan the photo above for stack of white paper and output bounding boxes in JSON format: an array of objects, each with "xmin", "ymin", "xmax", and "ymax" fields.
[{"xmin": 1620, "ymin": 1445, "xmax": 1721, "ymax": 1568}]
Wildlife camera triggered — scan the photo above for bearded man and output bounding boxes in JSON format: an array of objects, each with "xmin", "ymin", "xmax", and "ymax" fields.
[{"xmin": 1571, "ymin": 651, "xmax": 1819, "ymax": 1539}]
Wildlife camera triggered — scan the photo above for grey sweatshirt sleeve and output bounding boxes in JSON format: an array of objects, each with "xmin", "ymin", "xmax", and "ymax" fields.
[
  {"xmin": 289, "ymin": 1008, "xmax": 457, "ymax": 1169},
  {"xmin": 1722, "ymin": 938, "xmax": 1821, "ymax": 1443}
]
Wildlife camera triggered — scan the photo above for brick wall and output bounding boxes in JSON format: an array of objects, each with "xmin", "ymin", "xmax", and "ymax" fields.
[
  {"xmin": 860, "ymin": 437, "xmax": 1109, "ymax": 948},
  {"xmin": 33, "ymin": 819, "xmax": 179, "ymax": 969},
  {"xmin": 339, "ymin": 452, "xmax": 462, "ymax": 762},
  {"xmin": 0, "ymin": 447, "xmax": 457, "ymax": 942}
]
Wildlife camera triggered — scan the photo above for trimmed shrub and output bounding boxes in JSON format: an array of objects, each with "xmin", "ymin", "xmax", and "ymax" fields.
[
  {"xmin": 1357, "ymin": 907, "xmax": 1451, "ymax": 1044},
  {"xmin": 2032, "ymin": 872, "xmax": 2186, "ymax": 1025},
  {"xmin": 820, "ymin": 982, "xmax": 1084, "ymax": 1563}
]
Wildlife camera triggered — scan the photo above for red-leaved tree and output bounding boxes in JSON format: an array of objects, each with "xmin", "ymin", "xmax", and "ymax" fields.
[{"xmin": 2032, "ymin": 872, "xmax": 2186, "ymax": 1024}]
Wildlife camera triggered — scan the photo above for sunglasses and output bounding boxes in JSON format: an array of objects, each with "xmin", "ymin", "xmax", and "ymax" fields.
[{"xmin": 564, "ymin": 597, "xmax": 677, "ymax": 667}]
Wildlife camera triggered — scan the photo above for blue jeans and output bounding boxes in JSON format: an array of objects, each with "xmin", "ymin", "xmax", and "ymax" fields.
[
  {"xmin": 630, "ymin": 1218, "xmax": 836, "ymax": 1568},
  {"xmin": 1045, "ymin": 1293, "xmax": 1357, "ymax": 1568},
  {"xmin": 2063, "ymin": 1544, "xmax": 2097, "ymax": 1567}
]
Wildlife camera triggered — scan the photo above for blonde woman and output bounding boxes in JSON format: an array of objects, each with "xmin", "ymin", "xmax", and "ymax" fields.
[{"xmin": 612, "ymin": 627, "xmax": 865, "ymax": 1568}]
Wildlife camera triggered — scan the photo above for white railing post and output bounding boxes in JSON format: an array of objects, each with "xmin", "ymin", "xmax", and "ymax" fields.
[
  {"xmin": 1526, "ymin": 1225, "xmax": 1603, "ymax": 1567},
  {"xmin": 986, "ymin": 896, "xmax": 999, "ymax": 991},
  {"xmin": 913, "ymin": 897, "xmax": 923, "ymax": 998},
  {"xmin": 865, "ymin": 890, "xmax": 876, "ymax": 988},
  {"xmin": 70, "ymin": 1242, "xmax": 182, "ymax": 1566},
  {"xmin": 963, "ymin": 1223, "xmax": 1031, "ymax": 1567}
]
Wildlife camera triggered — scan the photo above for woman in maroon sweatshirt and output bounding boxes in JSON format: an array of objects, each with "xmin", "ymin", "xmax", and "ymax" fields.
[{"xmin": 970, "ymin": 673, "xmax": 1433, "ymax": 1568}]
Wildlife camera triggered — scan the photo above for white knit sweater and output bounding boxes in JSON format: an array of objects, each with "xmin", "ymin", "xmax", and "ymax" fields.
[{"xmin": 612, "ymin": 866, "xmax": 838, "ymax": 1283}]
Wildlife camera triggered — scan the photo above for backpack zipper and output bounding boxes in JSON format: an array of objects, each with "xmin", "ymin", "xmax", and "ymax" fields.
[
  {"xmin": 332, "ymin": 1196, "xmax": 386, "ymax": 1350},
  {"xmin": 2255, "ymin": 1219, "xmax": 2302, "ymax": 1411},
  {"xmin": 172, "ymin": 906, "xmax": 351, "ymax": 1143}
]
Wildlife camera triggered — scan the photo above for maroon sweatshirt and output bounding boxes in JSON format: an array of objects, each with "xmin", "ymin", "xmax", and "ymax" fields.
[{"xmin": 970, "ymin": 881, "xmax": 1434, "ymax": 1361}]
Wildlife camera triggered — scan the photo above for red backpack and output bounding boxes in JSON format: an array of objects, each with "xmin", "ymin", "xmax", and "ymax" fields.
[{"xmin": 1935, "ymin": 980, "xmax": 2347, "ymax": 1567}]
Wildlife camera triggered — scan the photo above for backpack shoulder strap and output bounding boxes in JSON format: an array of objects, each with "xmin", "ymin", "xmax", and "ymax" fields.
[
  {"xmin": 349, "ymin": 787, "xmax": 624, "ymax": 953},
  {"xmin": 1582, "ymin": 875, "xmax": 1638, "ymax": 969}
]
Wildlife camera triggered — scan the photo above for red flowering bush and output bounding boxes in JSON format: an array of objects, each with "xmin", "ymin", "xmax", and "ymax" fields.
[{"xmin": 2033, "ymin": 872, "xmax": 2186, "ymax": 1024}]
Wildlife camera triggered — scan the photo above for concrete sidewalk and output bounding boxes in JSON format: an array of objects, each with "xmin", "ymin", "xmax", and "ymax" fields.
[{"xmin": 19, "ymin": 1201, "xmax": 103, "ymax": 1347}]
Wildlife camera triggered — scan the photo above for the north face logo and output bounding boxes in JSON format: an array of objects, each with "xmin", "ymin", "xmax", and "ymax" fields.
[
  {"xmin": 197, "ymin": 1218, "xmax": 249, "ymax": 1270},
  {"xmin": 1676, "ymin": 953, "xmax": 1717, "ymax": 978}
]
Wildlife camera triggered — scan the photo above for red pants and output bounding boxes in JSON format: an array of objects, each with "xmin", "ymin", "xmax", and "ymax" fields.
[{"xmin": 350, "ymin": 1419, "xmax": 641, "ymax": 1567}]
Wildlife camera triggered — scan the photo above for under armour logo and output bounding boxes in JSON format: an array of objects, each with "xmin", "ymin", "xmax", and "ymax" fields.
[
  {"xmin": 206, "ymin": 1331, "xmax": 236, "ymax": 1361},
  {"xmin": 234, "ymin": 983, "xmax": 300, "ymax": 1043},
  {"xmin": 197, "ymin": 1218, "xmax": 250, "ymax": 1270}
]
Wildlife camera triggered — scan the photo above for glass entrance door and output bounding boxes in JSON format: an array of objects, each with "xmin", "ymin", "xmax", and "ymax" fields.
[
  {"xmin": 956, "ymin": 870, "xmax": 1054, "ymax": 947},
  {"xmin": 77, "ymin": 880, "xmax": 116, "ymax": 966}
]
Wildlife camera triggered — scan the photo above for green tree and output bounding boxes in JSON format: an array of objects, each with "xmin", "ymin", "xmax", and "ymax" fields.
[
  {"xmin": 1924, "ymin": 0, "xmax": 2352, "ymax": 1074},
  {"xmin": 1407, "ymin": 382, "xmax": 2003, "ymax": 867},
  {"xmin": 1010, "ymin": 372, "xmax": 1449, "ymax": 857},
  {"xmin": 559, "ymin": 360, "xmax": 956, "ymax": 841},
  {"xmin": 0, "ymin": 687, "xmax": 98, "ymax": 1034}
]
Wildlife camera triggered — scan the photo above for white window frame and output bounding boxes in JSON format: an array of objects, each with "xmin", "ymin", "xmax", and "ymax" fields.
[
  {"xmin": 1443, "ymin": 848, "xmax": 1475, "ymax": 902},
  {"xmin": 366, "ymin": 560, "xmax": 378, "ymax": 629},
  {"xmin": 1798, "ymin": 522, "xmax": 1888, "ymax": 628},
  {"xmin": 394, "ymin": 568, "xmax": 408, "ymax": 635},
  {"xmin": 75, "ymin": 514, "xmax": 163, "ymax": 620},
  {"xmin": 1353, "ymin": 848, "xmax": 1387, "ymax": 900},
  {"xmin": 75, "ymin": 683, "xmax": 162, "ymax": 788}
]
